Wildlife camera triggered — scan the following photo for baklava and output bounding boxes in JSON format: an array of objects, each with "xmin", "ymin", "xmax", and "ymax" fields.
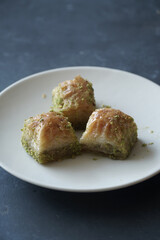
[
  {"xmin": 80, "ymin": 108, "xmax": 137, "ymax": 159},
  {"xmin": 21, "ymin": 112, "xmax": 80, "ymax": 163},
  {"xmin": 51, "ymin": 75, "xmax": 96, "ymax": 129}
]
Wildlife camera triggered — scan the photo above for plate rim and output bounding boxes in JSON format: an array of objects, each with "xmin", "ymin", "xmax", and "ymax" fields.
[
  {"xmin": 0, "ymin": 66, "xmax": 160, "ymax": 192},
  {"xmin": 0, "ymin": 66, "xmax": 160, "ymax": 96},
  {"xmin": 0, "ymin": 159, "xmax": 160, "ymax": 192}
]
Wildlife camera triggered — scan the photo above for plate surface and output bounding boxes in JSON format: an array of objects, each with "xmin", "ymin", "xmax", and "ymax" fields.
[{"xmin": 0, "ymin": 66, "xmax": 160, "ymax": 192}]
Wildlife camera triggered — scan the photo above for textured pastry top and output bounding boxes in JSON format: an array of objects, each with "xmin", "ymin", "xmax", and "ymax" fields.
[
  {"xmin": 81, "ymin": 108, "xmax": 137, "ymax": 145},
  {"xmin": 52, "ymin": 75, "xmax": 95, "ymax": 111},
  {"xmin": 22, "ymin": 112, "xmax": 77, "ymax": 153}
]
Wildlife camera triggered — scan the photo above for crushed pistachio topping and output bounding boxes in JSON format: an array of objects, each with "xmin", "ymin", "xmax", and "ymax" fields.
[
  {"xmin": 66, "ymin": 122, "xmax": 72, "ymax": 128},
  {"xmin": 142, "ymin": 142, "xmax": 154, "ymax": 147},
  {"xmin": 142, "ymin": 144, "xmax": 147, "ymax": 147},
  {"xmin": 42, "ymin": 93, "xmax": 47, "ymax": 99},
  {"xmin": 87, "ymin": 83, "xmax": 93, "ymax": 90},
  {"xmin": 102, "ymin": 105, "xmax": 111, "ymax": 108},
  {"xmin": 56, "ymin": 97, "xmax": 63, "ymax": 106}
]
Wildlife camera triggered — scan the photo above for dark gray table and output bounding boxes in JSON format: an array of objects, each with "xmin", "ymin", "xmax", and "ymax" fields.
[{"xmin": 0, "ymin": 1, "xmax": 160, "ymax": 239}]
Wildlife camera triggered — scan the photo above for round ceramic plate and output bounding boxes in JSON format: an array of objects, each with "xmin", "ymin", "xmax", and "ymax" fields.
[{"xmin": 0, "ymin": 66, "xmax": 160, "ymax": 192}]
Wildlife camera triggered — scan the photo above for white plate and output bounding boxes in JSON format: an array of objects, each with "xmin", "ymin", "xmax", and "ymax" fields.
[{"xmin": 0, "ymin": 66, "xmax": 160, "ymax": 192}]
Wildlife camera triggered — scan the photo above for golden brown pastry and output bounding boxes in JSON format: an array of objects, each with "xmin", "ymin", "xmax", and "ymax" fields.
[
  {"xmin": 21, "ymin": 112, "xmax": 80, "ymax": 163},
  {"xmin": 80, "ymin": 108, "xmax": 137, "ymax": 159},
  {"xmin": 51, "ymin": 75, "xmax": 96, "ymax": 129}
]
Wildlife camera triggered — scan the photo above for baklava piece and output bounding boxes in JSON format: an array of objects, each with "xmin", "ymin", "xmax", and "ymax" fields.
[
  {"xmin": 21, "ymin": 112, "xmax": 80, "ymax": 163},
  {"xmin": 51, "ymin": 75, "xmax": 96, "ymax": 129},
  {"xmin": 80, "ymin": 108, "xmax": 137, "ymax": 159}
]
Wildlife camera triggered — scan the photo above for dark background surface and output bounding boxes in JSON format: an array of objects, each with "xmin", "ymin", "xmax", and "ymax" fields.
[{"xmin": 0, "ymin": 0, "xmax": 160, "ymax": 239}]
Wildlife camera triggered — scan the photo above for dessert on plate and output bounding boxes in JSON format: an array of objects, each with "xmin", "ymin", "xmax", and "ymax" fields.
[
  {"xmin": 21, "ymin": 111, "xmax": 80, "ymax": 163},
  {"xmin": 51, "ymin": 75, "xmax": 96, "ymax": 129},
  {"xmin": 80, "ymin": 108, "xmax": 137, "ymax": 159}
]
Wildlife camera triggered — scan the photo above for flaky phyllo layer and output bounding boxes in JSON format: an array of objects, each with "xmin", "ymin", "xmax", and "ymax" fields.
[{"xmin": 21, "ymin": 112, "xmax": 80, "ymax": 163}]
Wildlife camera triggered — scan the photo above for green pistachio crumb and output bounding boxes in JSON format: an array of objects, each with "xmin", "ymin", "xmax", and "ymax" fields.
[
  {"xmin": 150, "ymin": 130, "xmax": 154, "ymax": 133},
  {"xmin": 66, "ymin": 123, "xmax": 71, "ymax": 128},
  {"xmin": 92, "ymin": 157, "xmax": 98, "ymax": 160},
  {"xmin": 56, "ymin": 97, "xmax": 63, "ymax": 106},
  {"xmin": 102, "ymin": 105, "xmax": 111, "ymax": 108},
  {"xmin": 142, "ymin": 143, "xmax": 147, "ymax": 147},
  {"xmin": 148, "ymin": 142, "xmax": 154, "ymax": 145},
  {"xmin": 87, "ymin": 83, "xmax": 92, "ymax": 90}
]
